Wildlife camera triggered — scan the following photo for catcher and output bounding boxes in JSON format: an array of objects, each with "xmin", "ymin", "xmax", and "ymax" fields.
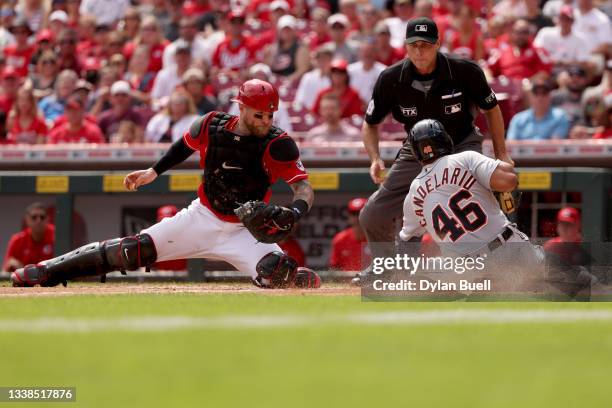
[{"xmin": 12, "ymin": 79, "xmax": 321, "ymax": 289}]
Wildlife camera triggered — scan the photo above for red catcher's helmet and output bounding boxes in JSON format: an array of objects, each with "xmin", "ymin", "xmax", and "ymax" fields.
[{"xmin": 231, "ymin": 79, "xmax": 279, "ymax": 113}]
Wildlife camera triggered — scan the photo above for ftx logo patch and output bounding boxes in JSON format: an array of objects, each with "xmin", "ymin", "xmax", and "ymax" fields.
[
  {"xmin": 400, "ymin": 106, "xmax": 417, "ymax": 117},
  {"xmin": 444, "ymin": 103, "xmax": 462, "ymax": 114}
]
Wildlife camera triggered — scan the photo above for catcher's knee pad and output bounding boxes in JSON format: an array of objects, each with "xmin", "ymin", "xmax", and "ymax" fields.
[
  {"xmin": 103, "ymin": 234, "xmax": 157, "ymax": 271},
  {"xmin": 254, "ymin": 251, "xmax": 298, "ymax": 289}
]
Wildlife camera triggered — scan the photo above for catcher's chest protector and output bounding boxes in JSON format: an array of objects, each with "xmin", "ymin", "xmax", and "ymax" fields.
[{"xmin": 204, "ymin": 112, "xmax": 284, "ymax": 215}]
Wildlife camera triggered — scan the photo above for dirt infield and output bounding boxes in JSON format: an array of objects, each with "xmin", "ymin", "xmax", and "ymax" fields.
[{"xmin": 0, "ymin": 282, "xmax": 359, "ymax": 297}]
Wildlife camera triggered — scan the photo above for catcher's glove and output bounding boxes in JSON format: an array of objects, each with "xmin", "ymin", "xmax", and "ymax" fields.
[
  {"xmin": 234, "ymin": 200, "xmax": 297, "ymax": 243},
  {"xmin": 495, "ymin": 191, "xmax": 521, "ymax": 215}
]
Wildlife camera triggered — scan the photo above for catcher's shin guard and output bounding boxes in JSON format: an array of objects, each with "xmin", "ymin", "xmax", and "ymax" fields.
[
  {"xmin": 253, "ymin": 251, "xmax": 321, "ymax": 289},
  {"xmin": 11, "ymin": 234, "xmax": 157, "ymax": 287}
]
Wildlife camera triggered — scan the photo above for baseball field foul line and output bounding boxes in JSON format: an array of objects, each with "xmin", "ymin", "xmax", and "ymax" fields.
[{"xmin": 1, "ymin": 310, "xmax": 612, "ymax": 332}]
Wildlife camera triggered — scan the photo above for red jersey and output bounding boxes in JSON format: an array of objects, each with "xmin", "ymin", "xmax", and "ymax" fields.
[
  {"xmin": 329, "ymin": 227, "xmax": 370, "ymax": 272},
  {"xmin": 181, "ymin": 0, "xmax": 212, "ymax": 17},
  {"xmin": 448, "ymin": 29, "xmax": 481, "ymax": 60},
  {"xmin": 48, "ymin": 121, "xmax": 105, "ymax": 144},
  {"xmin": 376, "ymin": 46, "xmax": 405, "ymax": 66},
  {"xmin": 212, "ymin": 37, "xmax": 256, "ymax": 70},
  {"xmin": 279, "ymin": 238, "xmax": 305, "ymax": 267},
  {"xmin": 183, "ymin": 112, "xmax": 308, "ymax": 223},
  {"xmin": 7, "ymin": 116, "xmax": 48, "ymax": 144},
  {"xmin": 123, "ymin": 41, "xmax": 169, "ymax": 73},
  {"xmin": 543, "ymin": 237, "xmax": 587, "ymax": 266},
  {"xmin": 487, "ymin": 43, "xmax": 552, "ymax": 80},
  {"xmin": 3, "ymin": 45, "xmax": 35, "ymax": 77},
  {"xmin": 3, "ymin": 224, "xmax": 55, "ymax": 271},
  {"xmin": 312, "ymin": 87, "xmax": 364, "ymax": 118}
]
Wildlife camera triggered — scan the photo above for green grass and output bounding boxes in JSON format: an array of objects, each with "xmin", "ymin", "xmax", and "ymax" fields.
[{"xmin": 1, "ymin": 288, "xmax": 612, "ymax": 407}]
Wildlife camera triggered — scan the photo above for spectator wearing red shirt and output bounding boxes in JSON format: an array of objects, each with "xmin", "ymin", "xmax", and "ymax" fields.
[
  {"xmin": 329, "ymin": 198, "xmax": 371, "ymax": 272},
  {"xmin": 123, "ymin": 15, "xmax": 169, "ymax": 74},
  {"xmin": 3, "ymin": 17, "xmax": 34, "ymax": 78},
  {"xmin": 212, "ymin": 11, "xmax": 256, "ymax": 74},
  {"xmin": 153, "ymin": 205, "xmax": 188, "ymax": 271},
  {"xmin": 2, "ymin": 202, "xmax": 55, "ymax": 272},
  {"xmin": 305, "ymin": 7, "xmax": 332, "ymax": 50},
  {"xmin": 182, "ymin": 0, "xmax": 212, "ymax": 17},
  {"xmin": 48, "ymin": 96, "xmax": 105, "ymax": 144},
  {"xmin": 543, "ymin": 207, "xmax": 594, "ymax": 281},
  {"xmin": 251, "ymin": 0, "xmax": 291, "ymax": 51},
  {"xmin": 445, "ymin": 4, "xmax": 485, "ymax": 62},
  {"xmin": 486, "ymin": 19, "xmax": 552, "ymax": 80},
  {"xmin": 312, "ymin": 59, "xmax": 363, "ymax": 119},
  {"xmin": 6, "ymin": 86, "xmax": 48, "ymax": 144},
  {"xmin": 0, "ymin": 66, "xmax": 20, "ymax": 116},
  {"xmin": 373, "ymin": 22, "xmax": 405, "ymax": 67}
]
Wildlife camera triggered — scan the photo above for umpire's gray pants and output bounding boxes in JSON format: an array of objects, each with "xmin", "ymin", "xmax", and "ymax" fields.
[{"xmin": 359, "ymin": 130, "xmax": 484, "ymax": 260}]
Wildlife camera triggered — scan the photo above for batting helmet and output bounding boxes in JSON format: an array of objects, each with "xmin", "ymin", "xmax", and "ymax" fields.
[
  {"xmin": 231, "ymin": 79, "xmax": 279, "ymax": 113},
  {"xmin": 409, "ymin": 119, "xmax": 454, "ymax": 164}
]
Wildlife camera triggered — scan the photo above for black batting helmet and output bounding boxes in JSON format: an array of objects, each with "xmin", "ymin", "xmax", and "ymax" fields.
[{"xmin": 409, "ymin": 119, "xmax": 454, "ymax": 164}]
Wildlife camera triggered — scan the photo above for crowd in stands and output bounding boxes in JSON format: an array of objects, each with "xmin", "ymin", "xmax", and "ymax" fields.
[{"xmin": 0, "ymin": 0, "xmax": 610, "ymax": 146}]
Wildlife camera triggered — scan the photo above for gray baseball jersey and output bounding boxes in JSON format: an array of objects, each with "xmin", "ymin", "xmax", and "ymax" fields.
[{"xmin": 400, "ymin": 151, "xmax": 510, "ymax": 255}]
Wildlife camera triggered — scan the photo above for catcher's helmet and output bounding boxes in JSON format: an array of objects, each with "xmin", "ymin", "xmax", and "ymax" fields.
[
  {"xmin": 409, "ymin": 119, "xmax": 454, "ymax": 164},
  {"xmin": 231, "ymin": 79, "xmax": 279, "ymax": 113}
]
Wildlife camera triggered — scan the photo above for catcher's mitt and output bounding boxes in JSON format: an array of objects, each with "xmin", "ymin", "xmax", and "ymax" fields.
[
  {"xmin": 495, "ymin": 191, "xmax": 521, "ymax": 215},
  {"xmin": 234, "ymin": 200, "xmax": 297, "ymax": 243}
]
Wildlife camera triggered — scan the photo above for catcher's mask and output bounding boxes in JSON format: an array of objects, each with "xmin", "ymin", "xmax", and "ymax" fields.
[{"xmin": 409, "ymin": 119, "xmax": 454, "ymax": 164}]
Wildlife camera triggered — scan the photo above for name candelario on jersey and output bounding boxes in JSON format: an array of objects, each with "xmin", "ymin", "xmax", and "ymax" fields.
[{"xmin": 412, "ymin": 167, "xmax": 477, "ymax": 226}]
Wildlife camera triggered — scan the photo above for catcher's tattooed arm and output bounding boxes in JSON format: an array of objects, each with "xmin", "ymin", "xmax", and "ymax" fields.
[{"xmin": 289, "ymin": 179, "xmax": 314, "ymax": 211}]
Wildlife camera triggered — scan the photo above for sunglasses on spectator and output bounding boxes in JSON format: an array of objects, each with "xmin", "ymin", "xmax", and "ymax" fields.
[
  {"xmin": 29, "ymin": 213, "xmax": 47, "ymax": 221},
  {"xmin": 41, "ymin": 59, "xmax": 56, "ymax": 65},
  {"xmin": 532, "ymin": 87, "xmax": 550, "ymax": 96}
]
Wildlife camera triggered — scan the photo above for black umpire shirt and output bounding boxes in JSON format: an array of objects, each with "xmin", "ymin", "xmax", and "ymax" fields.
[{"xmin": 365, "ymin": 52, "xmax": 498, "ymax": 147}]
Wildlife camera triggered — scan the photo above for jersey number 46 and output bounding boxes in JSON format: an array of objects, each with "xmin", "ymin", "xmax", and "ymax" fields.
[{"xmin": 432, "ymin": 189, "xmax": 487, "ymax": 242}]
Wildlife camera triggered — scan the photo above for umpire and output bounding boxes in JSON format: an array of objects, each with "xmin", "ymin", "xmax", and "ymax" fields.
[{"xmin": 354, "ymin": 17, "xmax": 512, "ymax": 284}]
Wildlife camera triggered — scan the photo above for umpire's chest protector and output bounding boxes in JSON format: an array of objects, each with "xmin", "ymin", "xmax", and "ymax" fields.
[{"xmin": 203, "ymin": 112, "xmax": 284, "ymax": 215}]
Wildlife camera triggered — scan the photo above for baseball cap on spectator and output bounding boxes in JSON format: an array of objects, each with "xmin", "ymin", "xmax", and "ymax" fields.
[
  {"xmin": 49, "ymin": 10, "xmax": 69, "ymax": 24},
  {"xmin": 228, "ymin": 10, "xmax": 246, "ymax": 22},
  {"xmin": 182, "ymin": 68, "xmax": 204, "ymax": 83},
  {"xmin": 249, "ymin": 63, "xmax": 272, "ymax": 78},
  {"xmin": 316, "ymin": 43, "xmax": 334, "ymax": 57},
  {"xmin": 558, "ymin": 5, "xmax": 574, "ymax": 20},
  {"xmin": 36, "ymin": 29, "xmax": 55, "ymax": 43},
  {"xmin": 330, "ymin": 58, "xmax": 349, "ymax": 72},
  {"xmin": 557, "ymin": 207, "xmax": 580, "ymax": 224},
  {"xmin": 82, "ymin": 57, "xmax": 101, "ymax": 72},
  {"xmin": 270, "ymin": 0, "xmax": 290, "ymax": 12},
  {"xmin": 75, "ymin": 79, "xmax": 93, "ymax": 92},
  {"xmin": 405, "ymin": 17, "xmax": 438, "ymax": 44},
  {"xmin": 328, "ymin": 13, "xmax": 349, "ymax": 28},
  {"xmin": 1, "ymin": 66, "xmax": 18, "ymax": 80},
  {"xmin": 278, "ymin": 14, "xmax": 297, "ymax": 30},
  {"xmin": 65, "ymin": 96, "xmax": 84, "ymax": 110},
  {"xmin": 157, "ymin": 205, "xmax": 178, "ymax": 221},
  {"xmin": 347, "ymin": 198, "xmax": 367, "ymax": 214},
  {"xmin": 9, "ymin": 16, "xmax": 32, "ymax": 35},
  {"xmin": 110, "ymin": 80, "xmax": 131, "ymax": 95},
  {"xmin": 174, "ymin": 39, "xmax": 191, "ymax": 54},
  {"xmin": 374, "ymin": 21, "xmax": 391, "ymax": 35}
]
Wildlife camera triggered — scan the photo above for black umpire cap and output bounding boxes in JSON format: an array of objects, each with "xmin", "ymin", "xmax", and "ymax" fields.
[{"xmin": 405, "ymin": 17, "xmax": 438, "ymax": 44}]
